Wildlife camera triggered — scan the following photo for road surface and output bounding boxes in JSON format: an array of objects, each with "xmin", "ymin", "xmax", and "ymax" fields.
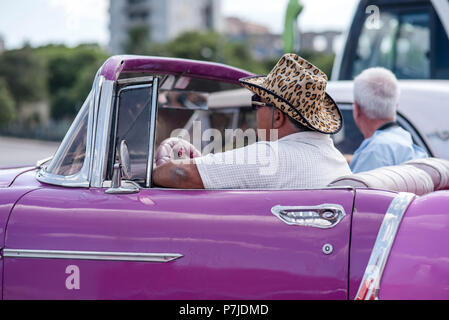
[{"xmin": 0, "ymin": 136, "xmax": 60, "ymax": 168}]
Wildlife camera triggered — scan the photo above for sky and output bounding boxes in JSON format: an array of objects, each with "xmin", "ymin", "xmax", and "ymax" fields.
[{"xmin": 0, "ymin": 0, "xmax": 359, "ymax": 49}]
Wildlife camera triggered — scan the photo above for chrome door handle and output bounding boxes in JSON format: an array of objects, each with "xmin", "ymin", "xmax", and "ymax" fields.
[{"xmin": 271, "ymin": 204, "xmax": 346, "ymax": 229}]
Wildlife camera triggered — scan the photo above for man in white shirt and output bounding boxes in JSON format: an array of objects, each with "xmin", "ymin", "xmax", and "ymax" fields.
[{"xmin": 153, "ymin": 54, "xmax": 351, "ymax": 189}]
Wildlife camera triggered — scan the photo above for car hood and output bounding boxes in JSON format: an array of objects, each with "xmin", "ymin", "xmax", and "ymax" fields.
[{"xmin": 0, "ymin": 166, "xmax": 37, "ymax": 188}]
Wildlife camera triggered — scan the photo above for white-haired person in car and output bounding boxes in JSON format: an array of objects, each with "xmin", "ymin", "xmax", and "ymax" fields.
[
  {"xmin": 152, "ymin": 53, "xmax": 351, "ymax": 190},
  {"xmin": 348, "ymin": 67, "xmax": 428, "ymax": 173}
]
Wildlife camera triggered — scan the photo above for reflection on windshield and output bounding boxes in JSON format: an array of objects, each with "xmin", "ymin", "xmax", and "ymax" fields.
[
  {"xmin": 158, "ymin": 90, "xmax": 208, "ymax": 110},
  {"xmin": 115, "ymin": 86, "xmax": 152, "ymax": 184},
  {"xmin": 46, "ymin": 93, "xmax": 91, "ymax": 176}
]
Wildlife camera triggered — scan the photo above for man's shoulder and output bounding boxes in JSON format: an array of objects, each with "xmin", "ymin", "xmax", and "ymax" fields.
[
  {"xmin": 353, "ymin": 134, "xmax": 396, "ymax": 162},
  {"xmin": 368, "ymin": 129, "xmax": 410, "ymax": 148}
]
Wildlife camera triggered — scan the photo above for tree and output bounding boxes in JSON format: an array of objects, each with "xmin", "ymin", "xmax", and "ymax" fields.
[
  {"xmin": 164, "ymin": 31, "xmax": 220, "ymax": 61},
  {"xmin": 297, "ymin": 49, "xmax": 335, "ymax": 78},
  {"xmin": 0, "ymin": 78, "xmax": 16, "ymax": 128},
  {"xmin": 0, "ymin": 47, "xmax": 47, "ymax": 110},
  {"xmin": 162, "ymin": 31, "xmax": 268, "ymax": 74},
  {"xmin": 35, "ymin": 44, "xmax": 108, "ymax": 120},
  {"xmin": 122, "ymin": 24, "xmax": 153, "ymax": 55}
]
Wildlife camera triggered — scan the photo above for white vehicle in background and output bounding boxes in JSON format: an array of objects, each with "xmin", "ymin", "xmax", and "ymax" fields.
[
  {"xmin": 199, "ymin": 81, "xmax": 449, "ymax": 160},
  {"xmin": 333, "ymin": 0, "xmax": 449, "ymax": 81},
  {"xmin": 330, "ymin": 0, "xmax": 449, "ymax": 157},
  {"xmin": 193, "ymin": 0, "xmax": 449, "ymax": 159}
]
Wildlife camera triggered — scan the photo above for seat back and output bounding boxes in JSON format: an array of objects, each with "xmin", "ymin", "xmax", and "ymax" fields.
[
  {"xmin": 328, "ymin": 158, "xmax": 449, "ymax": 195},
  {"xmin": 405, "ymin": 158, "xmax": 449, "ymax": 191}
]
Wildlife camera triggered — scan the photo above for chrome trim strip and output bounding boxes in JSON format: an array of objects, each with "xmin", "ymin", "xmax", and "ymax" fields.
[
  {"xmin": 146, "ymin": 77, "xmax": 159, "ymax": 188},
  {"xmin": 3, "ymin": 249, "xmax": 183, "ymax": 263},
  {"xmin": 110, "ymin": 82, "xmax": 155, "ymax": 189},
  {"xmin": 90, "ymin": 80, "xmax": 115, "ymax": 188},
  {"xmin": 36, "ymin": 156, "xmax": 53, "ymax": 168},
  {"xmin": 271, "ymin": 204, "xmax": 346, "ymax": 229},
  {"xmin": 117, "ymin": 76, "xmax": 154, "ymax": 85},
  {"xmin": 355, "ymin": 192, "xmax": 416, "ymax": 300}
]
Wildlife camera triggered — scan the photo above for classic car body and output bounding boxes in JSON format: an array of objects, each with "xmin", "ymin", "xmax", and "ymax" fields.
[{"xmin": 0, "ymin": 55, "xmax": 448, "ymax": 300}]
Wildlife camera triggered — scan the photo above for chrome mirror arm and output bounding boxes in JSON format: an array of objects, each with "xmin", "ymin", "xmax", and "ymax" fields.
[
  {"xmin": 105, "ymin": 163, "xmax": 139, "ymax": 194},
  {"xmin": 110, "ymin": 162, "xmax": 122, "ymax": 189},
  {"xmin": 105, "ymin": 141, "xmax": 139, "ymax": 194}
]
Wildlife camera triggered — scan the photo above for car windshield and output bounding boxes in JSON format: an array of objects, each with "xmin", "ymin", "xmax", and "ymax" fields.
[
  {"xmin": 352, "ymin": 11, "xmax": 431, "ymax": 79},
  {"xmin": 46, "ymin": 93, "xmax": 91, "ymax": 176}
]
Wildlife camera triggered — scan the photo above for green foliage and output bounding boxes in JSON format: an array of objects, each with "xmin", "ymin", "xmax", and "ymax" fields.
[
  {"xmin": 297, "ymin": 49, "xmax": 336, "ymax": 78},
  {"xmin": 145, "ymin": 31, "xmax": 270, "ymax": 75},
  {"xmin": 163, "ymin": 31, "xmax": 220, "ymax": 61},
  {"xmin": 123, "ymin": 24, "xmax": 153, "ymax": 55},
  {"xmin": 0, "ymin": 44, "xmax": 107, "ymax": 122},
  {"xmin": 133, "ymin": 30, "xmax": 335, "ymax": 76},
  {"xmin": 0, "ymin": 29, "xmax": 336, "ymax": 132},
  {"xmin": 0, "ymin": 46, "xmax": 47, "ymax": 106},
  {"xmin": 223, "ymin": 41, "xmax": 268, "ymax": 74},
  {"xmin": 0, "ymin": 78, "xmax": 16, "ymax": 127},
  {"xmin": 36, "ymin": 44, "xmax": 108, "ymax": 120},
  {"xmin": 121, "ymin": 27, "xmax": 336, "ymax": 76}
]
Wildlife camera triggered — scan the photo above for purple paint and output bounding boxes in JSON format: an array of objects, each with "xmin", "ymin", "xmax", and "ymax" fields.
[
  {"xmin": 348, "ymin": 189, "xmax": 398, "ymax": 300},
  {"xmin": 99, "ymin": 55, "xmax": 253, "ymax": 83},
  {"xmin": 0, "ymin": 167, "xmax": 35, "ymax": 188},
  {"xmin": 379, "ymin": 191, "xmax": 449, "ymax": 300},
  {"xmin": 4, "ymin": 178, "xmax": 354, "ymax": 300}
]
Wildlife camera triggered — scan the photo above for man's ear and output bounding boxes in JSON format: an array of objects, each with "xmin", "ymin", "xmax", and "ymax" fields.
[
  {"xmin": 353, "ymin": 102, "xmax": 360, "ymax": 119},
  {"xmin": 273, "ymin": 109, "xmax": 285, "ymax": 128}
]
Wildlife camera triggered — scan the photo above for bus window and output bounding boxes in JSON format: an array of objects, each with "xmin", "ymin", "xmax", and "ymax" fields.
[
  {"xmin": 352, "ymin": 10, "xmax": 431, "ymax": 79},
  {"xmin": 395, "ymin": 12, "xmax": 430, "ymax": 79},
  {"xmin": 352, "ymin": 13, "xmax": 398, "ymax": 78}
]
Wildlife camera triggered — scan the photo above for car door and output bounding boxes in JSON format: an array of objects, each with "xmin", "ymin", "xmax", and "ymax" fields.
[
  {"xmin": 3, "ymin": 185, "xmax": 354, "ymax": 300},
  {"xmin": 2, "ymin": 75, "xmax": 355, "ymax": 300}
]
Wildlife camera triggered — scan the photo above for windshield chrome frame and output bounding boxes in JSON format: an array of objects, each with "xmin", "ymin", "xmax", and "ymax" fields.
[
  {"xmin": 90, "ymin": 79, "xmax": 115, "ymax": 188},
  {"xmin": 36, "ymin": 72, "xmax": 110, "ymax": 188}
]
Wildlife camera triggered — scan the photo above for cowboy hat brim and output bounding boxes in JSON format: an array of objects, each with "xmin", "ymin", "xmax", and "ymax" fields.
[{"xmin": 240, "ymin": 75, "xmax": 343, "ymax": 135}]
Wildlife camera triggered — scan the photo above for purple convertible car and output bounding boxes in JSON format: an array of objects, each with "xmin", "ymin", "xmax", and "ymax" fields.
[{"xmin": 0, "ymin": 55, "xmax": 449, "ymax": 300}]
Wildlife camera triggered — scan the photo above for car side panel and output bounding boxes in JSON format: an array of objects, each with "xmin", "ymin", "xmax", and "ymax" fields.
[
  {"xmin": 379, "ymin": 191, "xmax": 449, "ymax": 300},
  {"xmin": 348, "ymin": 189, "xmax": 398, "ymax": 300},
  {"xmin": 0, "ymin": 189, "xmax": 34, "ymax": 249},
  {"xmin": 4, "ymin": 187, "xmax": 354, "ymax": 300},
  {"xmin": 0, "ymin": 171, "xmax": 43, "ymax": 300}
]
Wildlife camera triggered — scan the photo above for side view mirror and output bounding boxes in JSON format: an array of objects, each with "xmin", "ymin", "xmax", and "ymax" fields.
[
  {"xmin": 119, "ymin": 140, "xmax": 132, "ymax": 180},
  {"xmin": 105, "ymin": 140, "xmax": 139, "ymax": 194}
]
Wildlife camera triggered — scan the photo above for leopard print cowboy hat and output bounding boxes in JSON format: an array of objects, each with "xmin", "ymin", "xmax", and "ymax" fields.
[{"xmin": 239, "ymin": 53, "xmax": 343, "ymax": 134}]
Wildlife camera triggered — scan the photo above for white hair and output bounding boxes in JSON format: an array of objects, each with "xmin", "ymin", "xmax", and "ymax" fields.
[{"xmin": 353, "ymin": 67, "xmax": 400, "ymax": 120}]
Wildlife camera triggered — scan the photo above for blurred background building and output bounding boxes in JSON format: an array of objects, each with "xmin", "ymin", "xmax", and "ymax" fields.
[
  {"xmin": 300, "ymin": 31, "xmax": 342, "ymax": 55},
  {"xmin": 224, "ymin": 16, "xmax": 342, "ymax": 59},
  {"xmin": 224, "ymin": 17, "xmax": 284, "ymax": 60},
  {"xmin": 109, "ymin": 0, "xmax": 223, "ymax": 54},
  {"xmin": 0, "ymin": 0, "xmax": 343, "ymax": 156}
]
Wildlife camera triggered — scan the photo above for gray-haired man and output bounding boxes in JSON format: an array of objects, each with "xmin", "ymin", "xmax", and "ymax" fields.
[{"xmin": 349, "ymin": 67, "xmax": 428, "ymax": 173}]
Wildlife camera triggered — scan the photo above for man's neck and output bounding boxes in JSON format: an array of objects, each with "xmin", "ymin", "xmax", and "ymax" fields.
[
  {"xmin": 275, "ymin": 128, "xmax": 309, "ymax": 141},
  {"xmin": 363, "ymin": 118, "xmax": 395, "ymax": 139}
]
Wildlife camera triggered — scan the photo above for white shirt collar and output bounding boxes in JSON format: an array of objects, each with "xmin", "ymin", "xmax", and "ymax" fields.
[{"xmin": 279, "ymin": 131, "xmax": 331, "ymax": 142}]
